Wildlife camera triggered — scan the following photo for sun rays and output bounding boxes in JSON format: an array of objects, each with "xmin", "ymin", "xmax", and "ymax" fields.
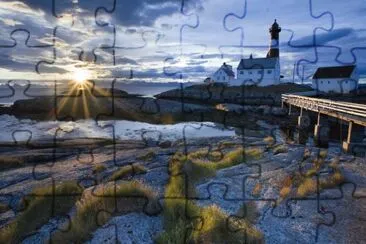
[
  {"xmin": 53, "ymin": 69, "xmax": 114, "ymax": 120},
  {"xmin": 73, "ymin": 69, "xmax": 90, "ymax": 86}
]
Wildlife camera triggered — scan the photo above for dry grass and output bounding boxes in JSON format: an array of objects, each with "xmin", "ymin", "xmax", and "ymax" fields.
[
  {"xmin": 279, "ymin": 158, "xmax": 345, "ymax": 199},
  {"xmin": 108, "ymin": 163, "xmax": 147, "ymax": 182},
  {"xmin": 329, "ymin": 157, "xmax": 340, "ymax": 169},
  {"xmin": 0, "ymin": 156, "xmax": 24, "ymax": 170},
  {"xmin": 183, "ymin": 147, "xmax": 263, "ymax": 184},
  {"xmin": 278, "ymin": 175, "xmax": 293, "ymax": 200},
  {"xmin": 313, "ymin": 157, "xmax": 325, "ymax": 171},
  {"xmin": 251, "ymin": 183, "xmax": 262, "ymax": 198},
  {"xmin": 279, "ymin": 187, "xmax": 291, "ymax": 199},
  {"xmin": 305, "ymin": 168, "xmax": 318, "ymax": 177},
  {"xmin": 92, "ymin": 164, "xmax": 106, "ymax": 174},
  {"xmin": 320, "ymin": 170, "xmax": 344, "ymax": 189},
  {"xmin": 297, "ymin": 170, "xmax": 344, "ymax": 198},
  {"xmin": 0, "ymin": 181, "xmax": 83, "ymax": 243},
  {"xmin": 272, "ymin": 144, "xmax": 288, "ymax": 155},
  {"xmin": 219, "ymin": 141, "xmax": 238, "ymax": 148},
  {"xmin": 137, "ymin": 151, "xmax": 156, "ymax": 161},
  {"xmin": 263, "ymin": 136, "xmax": 275, "ymax": 146},
  {"xmin": 297, "ymin": 178, "xmax": 317, "ymax": 197},
  {"xmin": 0, "ymin": 203, "xmax": 10, "ymax": 214},
  {"xmin": 156, "ymin": 150, "xmax": 263, "ymax": 243},
  {"xmin": 302, "ymin": 148, "xmax": 311, "ymax": 161},
  {"xmin": 319, "ymin": 149, "xmax": 328, "ymax": 159},
  {"xmin": 52, "ymin": 180, "xmax": 158, "ymax": 243}
]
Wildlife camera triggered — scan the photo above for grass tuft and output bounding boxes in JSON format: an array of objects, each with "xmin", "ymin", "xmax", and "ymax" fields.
[
  {"xmin": 156, "ymin": 149, "xmax": 263, "ymax": 243},
  {"xmin": 137, "ymin": 151, "xmax": 156, "ymax": 161},
  {"xmin": 0, "ymin": 203, "xmax": 10, "ymax": 214},
  {"xmin": 297, "ymin": 178, "xmax": 317, "ymax": 197},
  {"xmin": 52, "ymin": 180, "xmax": 158, "ymax": 243},
  {"xmin": 0, "ymin": 156, "xmax": 24, "ymax": 170},
  {"xmin": 108, "ymin": 163, "xmax": 147, "ymax": 182},
  {"xmin": 251, "ymin": 183, "xmax": 262, "ymax": 198},
  {"xmin": 272, "ymin": 144, "xmax": 288, "ymax": 155},
  {"xmin": 302, "ymin": 148, "xmax": 311, "ymax": 161},
  {"xmin": 92, "ymin": 164, "xmax": 106, "ymax": 174},
  {"xmin": 0, "ymin": 181, "xmax": 83, "ymax": 243},
  {"xmin": 279, "ymin": 186, "xmax": 291, "ymax": 199},
  {"xmin": 320, "ymin": 170, "xmax": 344, "ymax": 189},
  {"xmin": 263, "ymin": 136, "xmax": 275, "ymax": 146},
  {"xmin": 319, "ymin": 149, "xmax": 328, "ymax": 159},
  {"xmin": 183, "ymin": 147, "xmax": 263, "ymax": 184}
]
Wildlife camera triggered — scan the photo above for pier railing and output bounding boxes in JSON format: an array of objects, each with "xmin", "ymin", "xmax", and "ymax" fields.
[{"xmin": 282, "ymin": 94, "xmax": 366, "ymax": 126}]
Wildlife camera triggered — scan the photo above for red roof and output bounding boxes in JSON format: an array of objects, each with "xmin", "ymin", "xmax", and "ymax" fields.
[{"xmin": 313, "ymin": 65, "xmax": 356, "ymax": 79}]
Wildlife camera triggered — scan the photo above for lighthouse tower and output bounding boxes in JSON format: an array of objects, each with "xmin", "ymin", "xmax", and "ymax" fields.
[{"xmin": 266, "ymin": 19, "xmax": 281, "ymax": 58}]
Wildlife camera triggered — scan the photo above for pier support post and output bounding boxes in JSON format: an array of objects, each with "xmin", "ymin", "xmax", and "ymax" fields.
[
  {"xmin": 296, "ymin": 109, "xmax": 311, "ymax": 144},
  {"xmin": 297, "ymin": 110, "xmax": 310, "ymax": 129},
  {"xmin": 288, "ymin": 104, "xmax": 292, "ymax": 115},
  {"xmin": 314, "ymin": 113, "xmax": 330, "ymax": 148},
  {"xmin": 342, "ymin": 121, "xmax": 353, "ymax": 153}
]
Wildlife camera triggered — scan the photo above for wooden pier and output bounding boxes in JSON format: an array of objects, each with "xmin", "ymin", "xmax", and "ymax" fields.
[{"xmin": 281, "ymin": 94, "xmax": 366, "ymax": 152}]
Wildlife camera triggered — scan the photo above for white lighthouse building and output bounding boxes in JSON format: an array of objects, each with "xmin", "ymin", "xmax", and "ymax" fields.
[{"xmin": 212, "ymin": 20, "xmax": 282, "ymax": 87}]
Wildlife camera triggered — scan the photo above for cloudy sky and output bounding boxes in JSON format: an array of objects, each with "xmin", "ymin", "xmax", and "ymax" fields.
[{"xmin": 1, "ymin": 0, "xmax": 366, "ymax": 84}]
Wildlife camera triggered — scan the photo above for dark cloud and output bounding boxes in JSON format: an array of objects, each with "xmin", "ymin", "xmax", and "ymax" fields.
[
  {"xmin": 19, "ymin": 0, "xmax": 202, "ymax": 27},
  {"xmin": 116, "ymin": 57, "xmax": 138, "ymax": 65},
  {"xmin": 282, "ymin": 28, "xmax": 354, "ymax": 49}
]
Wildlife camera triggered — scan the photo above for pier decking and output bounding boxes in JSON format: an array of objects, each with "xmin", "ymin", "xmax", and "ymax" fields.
[{"xmin": 281, "ymin": 94, "xmax": 366, "ymax": 152}]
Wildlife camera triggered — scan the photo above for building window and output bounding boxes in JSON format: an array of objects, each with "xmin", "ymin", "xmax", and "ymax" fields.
[
  {"xmin": 328, "ymin": 81, "xmax": 330, "ymax": 84},
  {"xmin": 258, "ymin": 70, "xmax": 263, "ymax": 74},
  {"xmin": 267, "ymin": 70, "xmax": 272, "ymax": 74},
  {"xmin": 223, "ymin": 77, "xmax": 225, "ymax": 80},
  {"xmin": 249, "ymin": 71, "xmax": 252, "ymax": 74},
  {"xmin": 240, "ymin": 71, "xmax": 243, "ymax": 75},
  {"xmin": 345, "ymin": 80, "xmax": 348, "ymax": 84},
  {"xmin": 321, "ymin": 81, "xmax": 323, "ymax": 84}
]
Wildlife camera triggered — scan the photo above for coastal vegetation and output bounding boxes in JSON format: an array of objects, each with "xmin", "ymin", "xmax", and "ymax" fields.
[
  {"xmin": 0, "ymin": 181, "xmax": 83, "ymax": 243},
  {"xmin": 272, "ymin": 144, "xmax": 289, "ymax": 155},
  {"xmin": 0, "ymin": 156, "xmax": 24, "ymax": 170},
  {"xmin": 0, "ymin": 203, "xmax": 10, "ymax": 214},
  {"xmin": 108, "ymin": 163, "xmax": 147, "ymax": 182},
  {"xmin": 156, "ymin": 148, "xmax": 264, "ymax": 243},
  {"xmin": 92, "ymin": 164, "xmax": 107, "ymax": 174},
  {"xmin": 278, "ymin": 151, "xmax": 345, "ymax": 200},
  {"xmin": 137, "ymin": 151, "xmax": 156, "ymax": 161},
  {"xmin": 263, "ymin": 136, "xmax": 275, "ymax": 146},
  {"xmin": 51, "ymin": 180, "xmax": 158, "ymax": 243}
]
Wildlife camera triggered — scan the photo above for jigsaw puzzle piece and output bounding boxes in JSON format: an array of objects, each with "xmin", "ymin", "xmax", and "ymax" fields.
[
  {"xmin": 0, "ymin": 29, "xmax": 54, "ymax": 84},
  {"xmin": 52, "ymin": 0, "xmax": 114, "ymax": 26},
  {"xmin": 183, "ymin": 183, "xmax": 264, "ymax": 243},
  {"xmin": 222, "ymin": 0, "xmax": 331, "ymax": 50},
  {"xmin": 308, "ymin": 0, "xmax": 366, "ymax": 65},
  {"xmin": 0, "ymin": 1, "xmax": 58, "ymax": 46}
]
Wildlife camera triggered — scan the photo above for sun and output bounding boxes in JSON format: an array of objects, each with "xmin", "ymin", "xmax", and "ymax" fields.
[{"xmin": 73, "ymin": 70, "xmax": 90, "ymax": 85}]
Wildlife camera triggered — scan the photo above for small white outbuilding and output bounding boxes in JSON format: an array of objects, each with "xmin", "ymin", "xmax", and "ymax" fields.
[
  {"xmin": 211, "ymin": 63, "xmax": 235, "ymax": 83},
  {"xmin": 312, "ymin": 65, "xmax": 359, "ymax": 94}
]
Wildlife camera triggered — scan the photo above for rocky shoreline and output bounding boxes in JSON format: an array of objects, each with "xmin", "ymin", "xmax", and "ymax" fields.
[
  {"xmin": 0, "ymin": 84, "xmax": 365, "ymax": 243},
  {"xmin": 0, "ymin": 129, "xmax": 365, "ymax": 243},
  {"xmin": 0, "ymin": 84, "xmax": 294, "ymax": 130}
]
